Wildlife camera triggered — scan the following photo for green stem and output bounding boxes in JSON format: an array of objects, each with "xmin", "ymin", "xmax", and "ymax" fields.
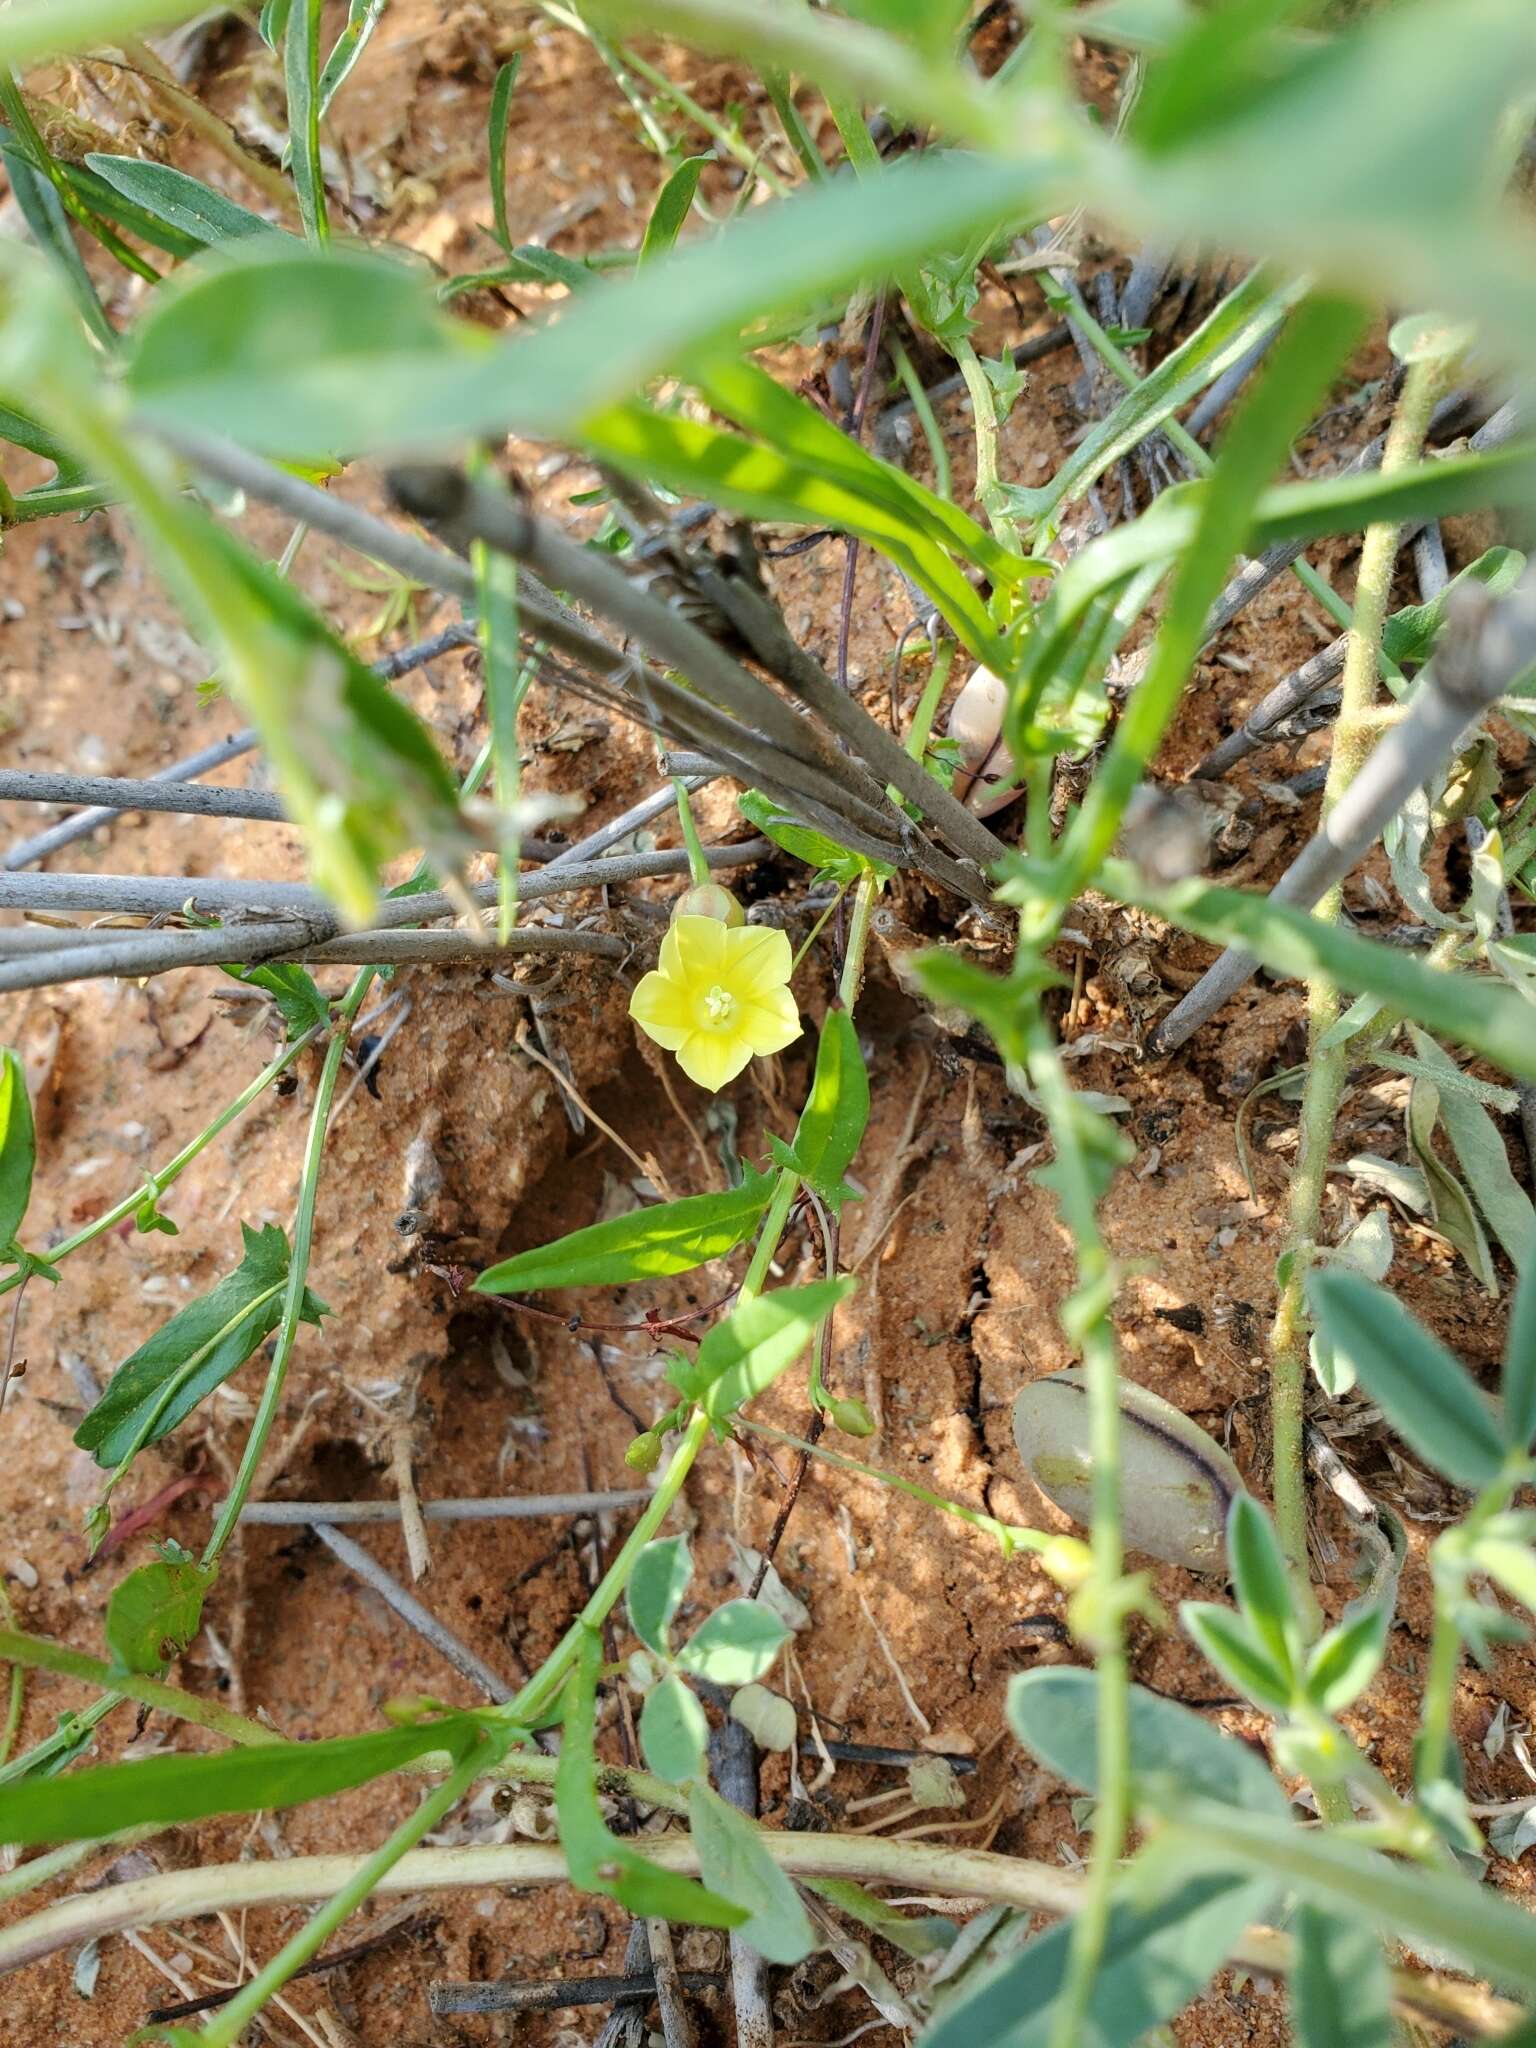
[
  {"xmin": 1267, "ymin": 348, "xmax": 1455, "ymax": 1603},
  {"xmin": 1024, "ymin": 1014, "xmax": 1129, "ymax": 2048},
  {"xmin": 741, "ymin": 1170, "xmax": 800, "ymax": 1303},
  {"xmin": 503, "ymin": 1407, "xmax": 714, "ymax": 1728},
  {"xmin": 789, "ymin": 888, "xmax": 847, "ymax": 976},
  {"xmin": 0, "ymin": 1690, "xmax": 117, "ymax": 1789},
  {"xmin": 672, "ymin": 777, "xmax": 712, "ymax": 888},
  {"xmin": 838, "ymin": 871, "xmax": 878, "ymax": 1009},
  {"xmin": 194, "ymin": 1734, "xmax": 498, "ymax": 2048},
  {"xmin": 0, "ymin": 1026, "xmax": 320, "ymax": 1303},
  {"xmin": 953, "ymin": 337, "xmax": 1022, "ymax": 551},
  {"xmin": 760, "ymin": 70, "xmax": 826, "ymax": 183},
  {"xmin": 740, "ymin": 1419, "xmax": 1057, "ymax": 1559},
  {"xmin": 202, "ymin": 974, "xmax": 375, "ymax": 1563},
  {"xmin": 618, "ymin": 41, "xmax": 792, "ymax": 196},
  {"xmin": 0, "ymin": 1629, "xmax": 275, "ymax": 1748},
  {"xmin": 904, "ymin": 636, "xmax": 957, "ymax": 762},
  {"xmin": 889, "ymin": 334, "xmax": 952, "ymax": 501}
]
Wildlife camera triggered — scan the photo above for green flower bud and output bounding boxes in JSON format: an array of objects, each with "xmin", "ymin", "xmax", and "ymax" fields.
[
  {"xmin": 672, "ymin": 882, "xmax": 745, "ymax": 927},
  {"xmin": 824, "ymin": 1395, "xmax": 875, "ymax": 1438},
  {"xmin": 624, "ymin": 1430, "xmax": 663, "ymax": 1473}
]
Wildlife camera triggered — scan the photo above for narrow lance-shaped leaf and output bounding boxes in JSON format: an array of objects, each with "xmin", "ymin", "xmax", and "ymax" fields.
[
  {"xmin": 686, "ymin": 1276, "xmax": 857, "ymax": 1419},
  {"xmin": 769, "ymin": 1011, "xmax": 869, "ymax": 1213},
  {"xmin": 0, "ymin": 1048, "xmax": 36, "ymax": 1253},
  {"xmin": 555, "ymin": 1624, "xmax": 746, "ymax": 1928},
  {"xmin": 83, "ymin": 156, "xmax": 281, "ymax": 247},
  {"xmin": 1407, "ymin": 1027, "xmax": 1536, "ymax": 1275},
  {"xmin": 476, "ymin": 1166, "xmax": 777, "ymax": 1294},
  {"xmin": 0, "ymin": 1716, "xmax": 478, "ymax": 1845},
  {"xmin": 1180, "ymin": 1604, "xmax": 1293, "ymax": 1713},
  {"xmin": 1504, "ymin": 1261, "xmax": 1536, "ymax": 1453},
  {"xmin": 285, "ymin": 0, "xmax": 329, "ymax": 244},
  {"xmin": 1305, "ymin": 1269, "xmax": 1505, "ymax": 1490},
  {"xmin": 487, "ymin": 54, "xmax": 522, "ymax": 255},
  {"xmin": 316, "ymin": 0, "xmax": 389, "ymax": 120},
  {"xmin": 640, "ymin": 154, "xmax": 709, "ymax": 262},
  {"xmin": 75, "ymin": 1222, "xmax": 327, "ymax": 1470}
]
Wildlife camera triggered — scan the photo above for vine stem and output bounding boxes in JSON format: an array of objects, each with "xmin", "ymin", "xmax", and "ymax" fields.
[
  {"xmin": 202, "ymin": 973, "xmax": 375, "ymax": 1563},
  {"xmin": 1267, "ymin": 347, "xmax": 1456, "ymax": 1605},
  {"xmin": 1024, "ymin": 1016, "xmax": 1130, "ymax": 2048}
]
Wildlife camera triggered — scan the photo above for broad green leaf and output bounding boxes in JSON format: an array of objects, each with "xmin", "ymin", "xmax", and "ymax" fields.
[
  {"xmin": 1381, "ymin": 546, "xmax": 1527, "ymax": 667},
  {"xmin": 316, "ymin": 0, "xmax": 389, "ymax": 120},
  {"xmin": 82, "ymin": 157, "xmax": 280, "ymax": 247},
  {"xmin": 1142, "ymin": 1797, "xmax": 1536, "ymax": 1998},
  {"xmin": 555, "ymin": 1625, "xmax": 746, "ymax": 1928},
  {"xmin": 922, "ymin": 1868, "xmax": 1273, "ymax": 2048},
  {"xmin": 1104, "ymin": 862, "xmax": 1536, "ymax": 1084},
  {"xmin": 639, "ymin": 1673, "xmax": 708, "ymax": 1783},
  {"xmin": 1007, "ymin": 1670, "xmax": 1289, "ymax": 1816},
  {"xmin": 1180, "ymin": 1604, "xmax": 1294, "ymax": 1713},
  {"xmin": 123, "ymin": 154, "xmax": 1074, "ymax": 452},
  {"xmin": 691, "ymin": 1276, "xmax": 856, "ymax": 1419},
  {"xmin": 768, "ymin": 1011, "xmax": 869, "ymax": 1213},
  {"xmin": 74, "ymin": 1222, "xmax": 327, "ymax": 1471},
  {"xmin": 1305, "ymin": 1269, "xmax": 1504, "ymax": 1490},
  {"xmin": 1407, "ymin": 1029, "xmax": 1536, "ymax": 1275},
  {"xmin": 628, "ymin": 1536, "xmax": 693, "ymax": 1658},
  {"xmin": 487, "ymin": 55, "xmax": 522, "ymax": 256},
  {"xmin": 1471, "ymin": 1536, "xmax": 1536, "ymax": 1615},
  {"xmin": 105, "ymin": 1550, "xmax": 217, "ymax": 1676},
  {"xmin": 1290, "ymin": 1905, "xmax": 1392, "ymax": 2048},
  {"xmin": 1226, "ymin": 1494, "xmax": 1298, "ymax": 1683},
  {"xmin": 1505, "ymin": 1263, "xmax": 1536, "ymax": 1451},
  {"xmin": 0, "ymin": 1048, "xmax": 36, "ymax": 1252},
  {"xmin": 285, "ymin": 0, "xmax": 329, "ymax": 244},
  {"xmin": 476, "ymin": 1167, "xmax": 775, "ymax": 1294},
  {"xmin": 676, "ymin": 1600, "xmax": 789, "ymax": 1687},
  {"xmin": 640, "ymin": 155, "xmax": 709, "ymax": 262},
  {"xmin": 0, "ymin": 1716, "xmax": 475, "ymax": 1845},
  {"xmin": 0, "ymin": 0, "xmax": 208, "ymax": 68},
  {"xmin": 1407, "ymin": 1075, "xmax": 1498, "ymax": 1293},
  {"xmin": 688, "ymin": 1781, "xmax": 815, "ymax": 1963},
  {"xmin": 1304, "ymin": 1603, "xmax": 1392, "ymax": 1716}
]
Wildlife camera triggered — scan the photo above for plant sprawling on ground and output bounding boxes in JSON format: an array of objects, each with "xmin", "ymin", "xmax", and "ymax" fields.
[{"xmin": 3, "ymin": 1, "xmax": 1536, "ymax": 2043}]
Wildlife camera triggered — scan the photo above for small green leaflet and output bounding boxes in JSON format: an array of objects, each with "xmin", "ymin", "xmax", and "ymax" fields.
[
  {"xmin": 1305, "ymin": 1269, "xmax": 1505, "ymax": 1491},
  {"xmin": 316, "ymin": 0, "xmax": 390, "ymax": 120},
  {"xmin": 475, "ymin": 1167, "xmax": 776, "ymax": 1294},
  {"xmin": 221, "ymin": 962, "xmax": 331, "ymax": 1041},
  {"xmin": 627, "ymin": 1535, "xmax": 693, "ymax": 1657},
  {"xmin": 688, "ymin": 1781, "xmax": 815, "ymax": 1963},
  {"xmin": 75, "ymin": 1222, "xmax": 328, "ymax": 1471},
  {"xmin": 640, "ymin": 155, "xmax": 709, "ymax": 262},
  {"xmin": 1290, "ymin": 1904, "xmax": 1392, "ymax": 2048},
  {"xmin": 639, "ymin": 1673, "xmax": 708, "ymax": 1783},
  {"xmin": 768, "ymin": 1010, "xmax": 869, "ymax": 1214},
  {"xmin": 681, "ymin": 1277, "xmax": 856, "ymax": 1419},
  {"xmin": 0, "ymin": 1715, "xmax": 476, "ymax": 1845},
  {"xmin": 105, "ymin": 1547, "xmax": 217, "ymax": 1676},
  {"xmin": 83, "ymin": 157, "xmax": 281, "ymax": 246},
  {"xmin": 0, "ymin": 1047, "xmax": 36, "ymax": 1254},
  {"xmin": 555, "ymin": 1625, "xmax": 746, "ymax": 1928},
  {"xmin": 675, "ymin": 1600, "xmax": 789, "ymax": 1687}
]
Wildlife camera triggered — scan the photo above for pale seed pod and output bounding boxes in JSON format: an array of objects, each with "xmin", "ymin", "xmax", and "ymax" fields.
[
  {"xmin": 672, "ymin": 882, "xmax": 745, "ymax": 926},
  {"xmin": 1012, "ymin": 1367, "xmax": 1247, "ymax": 1572},
  {"xmin": 945, "ymin": 664, "xmax": 1019, "ymax": 818}
]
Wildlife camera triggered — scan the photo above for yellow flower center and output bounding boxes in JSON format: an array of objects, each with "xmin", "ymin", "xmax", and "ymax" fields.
[{"xmin": 702, "ymin": 983, "xmax": 736, "ymax": 1027}]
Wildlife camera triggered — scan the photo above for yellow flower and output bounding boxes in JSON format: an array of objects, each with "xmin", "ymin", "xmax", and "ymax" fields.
[{"xmin": 629, "ymin": 914, "xmax": 801, "ymax": 1091}]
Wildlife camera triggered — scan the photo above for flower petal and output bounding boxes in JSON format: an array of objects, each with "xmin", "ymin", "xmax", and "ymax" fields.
[
  {"xmin": 739, "ymin": 985, "xmax": 802, "ymax": 1058},
  {"xmin": 722, "ymin": 923, "xmax": 793, "ymax": 999},
  {"xmin": 676, "ymin": 1028, "xmax": 752, "ymax": 1093},
  {"xmin": 630, "ymin": 970, "xmax": 691, "ymax": 1050},
  {"xmin": 670, "ymin": 913, "xmax": 730, "ymax": 978}
]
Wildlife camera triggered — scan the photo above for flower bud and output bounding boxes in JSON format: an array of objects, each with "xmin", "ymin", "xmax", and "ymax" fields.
[
  {"xmin": 824, "ymin": 1395, "xmax": 875, "ymax": 1438},
  {"xmin": 624, "ymin": 1430, "xmax": 663, "ymax": 1473},
  {"xmin": 672, "ymin": 882, "xmax": 745, "ymax": 927}
]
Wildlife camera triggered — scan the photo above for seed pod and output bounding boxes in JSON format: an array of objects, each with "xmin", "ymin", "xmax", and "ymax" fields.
[
  {"xmin": 672, "ymin": 882, "xmax": 745, "ymax": 927},
  {"xmin": 1012, "ymin": 1368, "xmax": 1246, "ymax": 1572},
  {"xmin": 945, "ymin": 664, "xmax": 1019, "ymax": 818}
]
